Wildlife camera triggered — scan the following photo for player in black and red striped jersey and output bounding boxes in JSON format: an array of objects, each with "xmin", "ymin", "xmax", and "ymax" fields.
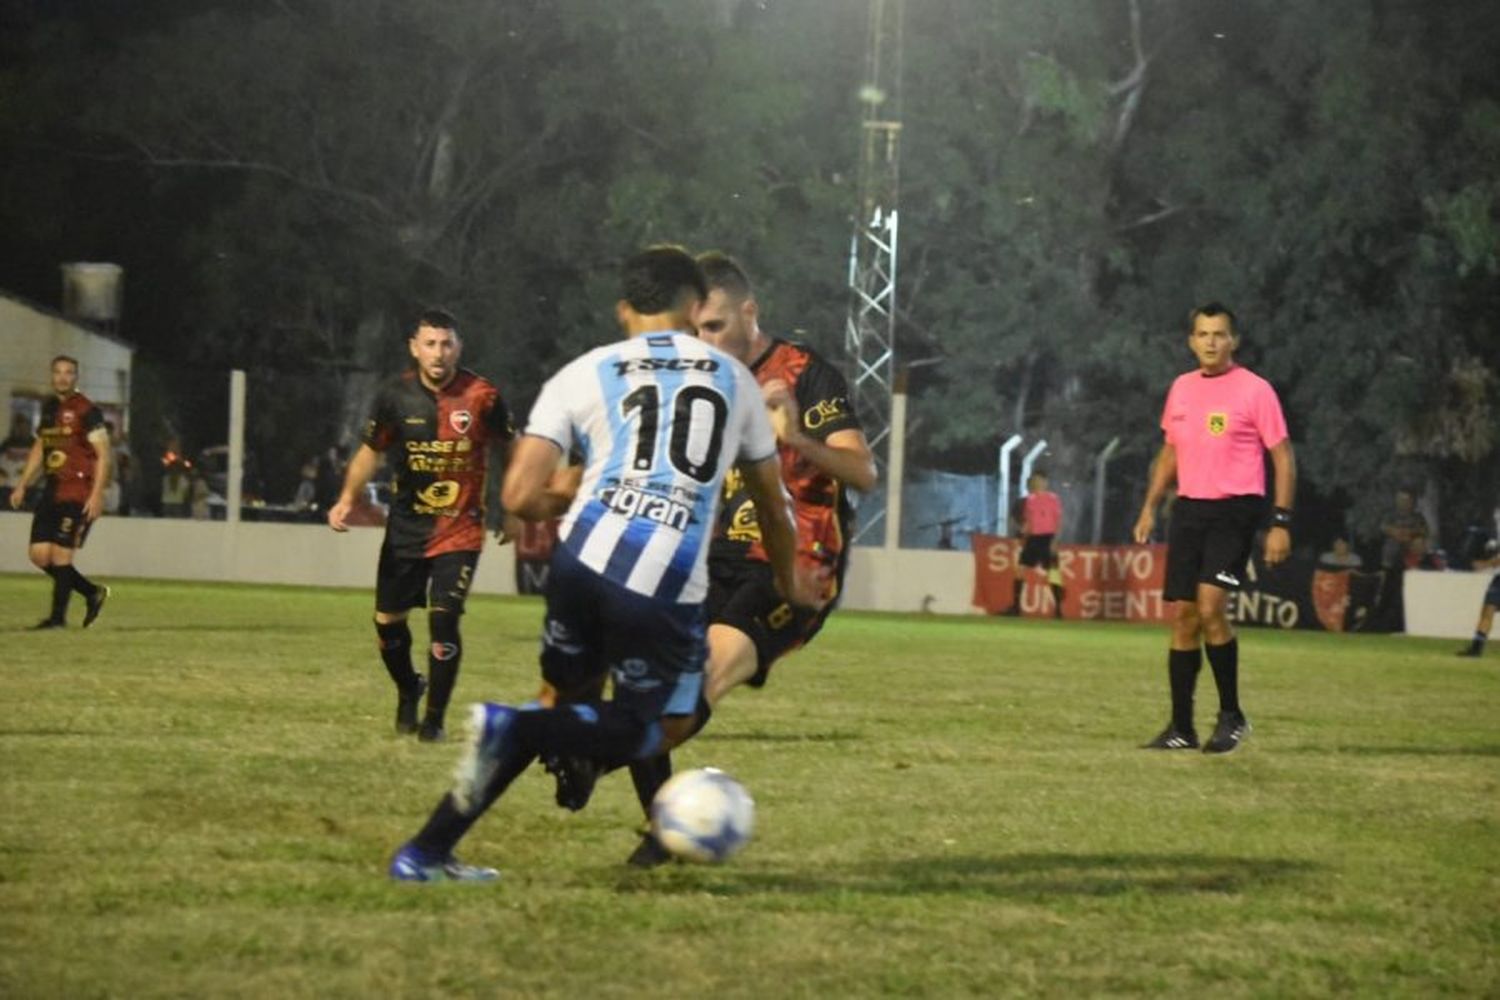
[
  {"xmin": 329, "ymin": 309, "xmax": 516, "ymax": 741},
  {"xmin": 8, "ymin": 355, "xmax": 113, "ymax": 629}
]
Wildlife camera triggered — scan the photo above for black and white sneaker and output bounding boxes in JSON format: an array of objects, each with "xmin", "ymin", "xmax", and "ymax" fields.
[
  {"xmin": 1203, "ymin": 711, "xmax": 1251, "ymax": 755},
  {"xmin": 1141, "ymin": 724, "xmax": 1199, "ymax": 750}
]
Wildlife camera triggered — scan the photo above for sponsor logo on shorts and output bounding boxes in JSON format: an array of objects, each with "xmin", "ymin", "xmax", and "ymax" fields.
[
  {"xmin": 612, "ymin": 658, "xmax": 662, "ymax": 692},
  {"xmin": 1215, "ymin": 570, "xmax": 1240, "ymax": 587}
]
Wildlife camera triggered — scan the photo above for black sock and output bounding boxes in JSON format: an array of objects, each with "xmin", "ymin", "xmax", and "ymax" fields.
[
  {"xmin": 628, "ymin": 754, "xmax": 674, "ymax": 817},
  {"xmin": 1168, "ymin": 648, "xmax": 1202, "ymax": 733},
  {"xmin": 1051, "ymin": 585, "xmax": 1064, "ymax": 614},
  {"xmin": 60, "ymin": 564, "xmax": 98, "ymax": 599},
  {"xmin": 424, "ymin": 610, "xmax": 462, "ymax": 726},
  {"xmin": 410, "ymin": 751, "xmax": 530, "ymax": 858},
  {"xmin": 374, "ymin": 620, "xmax": 420, "ymax": 690},
  {"xmin": 1011, "ymin": 578, "xmax": 1023, "ymax": 610},
  {"xmin": 1205, "ymin": 638, "xmax": 1241, "ymax": 716},
  {"xmin": 1471, "ymin": 631, "xmax": 1487, "ymax": 652},
  {"xmin": 44, "ymin": 566, "xmax": 71, "ymax": 623}
]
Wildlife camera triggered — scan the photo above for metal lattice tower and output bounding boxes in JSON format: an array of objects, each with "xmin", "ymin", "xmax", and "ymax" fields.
[{"xmin": 844, "ymin": 0, "xmax": 904, "ymax": 544}]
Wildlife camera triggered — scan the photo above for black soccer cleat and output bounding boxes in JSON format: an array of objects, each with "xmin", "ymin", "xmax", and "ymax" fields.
[
  {"xmin": 1203, "ymin": 711, "xmax": 1251, "ymax": 755},
  {"xmin": 625, "ymin": 831, "xmax": 675, "ymax": 869},
  {"xmin": 417, "ymin": 718, "xmax": 446, "ymax": 743},
  {"xmin": 82, "ymin": 585, "xmax": 110, "ymax": 628},
  {"xmin": 1455, "ymin": 646, "xmax": 1482, "ymax": 658},
  {"xmin": 29, "ymin": 618, "xmax": 65, "ymax": 631},
  {"xmin": 396, "ymin": 675, "xmax": 427, "ymax": 735},
  {"xmin": 1141, "ymin": 724, "xmax": 1199, "ymax": 750},
  {"xmin": 543, "ymin": 755, "xmax": 599, "ymax": 812}
]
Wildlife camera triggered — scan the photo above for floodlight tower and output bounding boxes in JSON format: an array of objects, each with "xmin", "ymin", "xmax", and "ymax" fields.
[{"xmin": 844, "ymin": 0, "xmax": 904, "ymax": 545}]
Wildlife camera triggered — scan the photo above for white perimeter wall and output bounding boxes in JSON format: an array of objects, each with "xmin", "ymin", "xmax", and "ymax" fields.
[
  {"xmin": 0, "ymin": 512, "xmax": 981, "ymax": 616},
  {"xmin": 2, "ymin": 511, "xmax": 1481, "ymax": 634}
]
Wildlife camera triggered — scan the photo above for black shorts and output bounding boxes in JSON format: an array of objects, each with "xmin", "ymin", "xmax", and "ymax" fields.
[
  {"xmin": 30, "ymin": 500, "xmax": 92, "ymax": 550},
  {"xmin": 1484, "ymin": 573, "xmax": 1500, "ymax": 609},
  {"xmin": 1163, "ymin": 496, "xmax": 1264, "ymax": 602},
  {"xmin": 706, "ymin": 557, "xmax": 833, "ymax": 688},
  {"xmin": 375, "ymin": 545, "xmax": 479, "ymax": 614},
  {"xmin": 539, "ymin": 545, "xmax": 705, "ymax": 726},
  {"xmin": 1019, "ymin": 534, "xmax": 1056, "ymax": 569}
]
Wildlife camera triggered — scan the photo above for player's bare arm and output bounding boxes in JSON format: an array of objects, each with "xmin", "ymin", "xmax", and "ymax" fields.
[
  {"xmin": 1264, "ymin": 439, "xmax": 1297, "ymax": 566},
  {"xmin": 8, "ymin": 438, "xmax": 43, "ymax": 509},
  {"xmin": 761, "ymin": 378, "xmax": 877, "ymax": 492},
  {"xmin": 1133, "ymin": 444, "xmax": 1178, "ymax": 544},
  {"xmin": 740, "ymin": 454, "xmax": 824, "ymax": 610},
  {"xmin": 83, "ymin": 427, "xmax": 112, "ymax": 523},
  {"xmin": 327, "ymin": 444, "xmax": 382, "ymax": 532},
  {"xmin": 501, "ymin": 435, "xmax": 576, "ymax": 522}
]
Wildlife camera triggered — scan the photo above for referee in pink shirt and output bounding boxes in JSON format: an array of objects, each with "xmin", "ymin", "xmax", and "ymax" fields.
[
  {"xmin": 1007, "ymin": 471, "xmax": 1065, "ymax": 617},
  {"xmin": 1132, "ymin": 303, "xmax": 1296, "ymax": 754}
]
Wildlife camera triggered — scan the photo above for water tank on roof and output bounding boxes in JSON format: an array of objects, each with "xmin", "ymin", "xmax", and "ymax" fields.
[{"xmin": 61, "ymin": 262, "xmax": 124, "ymax": 326}]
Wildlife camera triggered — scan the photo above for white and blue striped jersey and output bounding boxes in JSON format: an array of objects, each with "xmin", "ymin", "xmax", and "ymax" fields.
[{"xmin": 525, "ymin": 331, "xmax": 777, "ymax": 603}]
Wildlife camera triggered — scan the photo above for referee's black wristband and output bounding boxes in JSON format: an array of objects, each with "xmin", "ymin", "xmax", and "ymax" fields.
[{"xmin": 1269, "ymin": 507, "xmax": 1293, "ymax": 529}]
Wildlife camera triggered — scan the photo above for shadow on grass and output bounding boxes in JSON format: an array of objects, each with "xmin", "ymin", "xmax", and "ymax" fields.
[
  {"xmin": 706, "ymin": 730, "xmax": 864, "ymax": 744},
  {"xmin": 616, "ymin": 851, "xmax": 1318, "ymax": 900},
  {"xmin": 1294, "ymin": 744, "xmax": 1500, "ymax": 758},
  {"xmin": 82, "ymin": 623, "xmax": 330, "ymax": 634}
]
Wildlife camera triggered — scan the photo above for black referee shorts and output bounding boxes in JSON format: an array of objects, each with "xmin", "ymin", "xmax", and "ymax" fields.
[
  {"xmin": 1163, "ymin": 496, "xmax": 1264, "ymax": 602},
  {"xmin": 1018, "ymin": 534, "xmax": 1056, "ymax": 569}
]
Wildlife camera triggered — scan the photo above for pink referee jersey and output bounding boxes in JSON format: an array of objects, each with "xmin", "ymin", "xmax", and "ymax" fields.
[
  {"xmin": 1023, "ymin": 490, "xmax": 1062, "ymax": 535},
  {"xmin": 1161, "ymin": 365, "xmax": 1288, "ymax": 500}
]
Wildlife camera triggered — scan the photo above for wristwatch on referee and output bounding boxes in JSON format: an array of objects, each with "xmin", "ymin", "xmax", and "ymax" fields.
[{"xmin": 1269, "ymin": 507, "xmax": 1293, "ymax": 530}]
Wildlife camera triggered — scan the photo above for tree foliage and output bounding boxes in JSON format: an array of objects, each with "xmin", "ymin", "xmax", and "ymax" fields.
[{"xmin": 0, "ymin": 0, "xmax": 1495, "ymax": 539}]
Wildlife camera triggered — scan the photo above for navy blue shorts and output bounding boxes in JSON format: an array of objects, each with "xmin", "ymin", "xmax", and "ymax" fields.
[{"xmin": 540, "ymin": 545, "xmax": 706, "ymax": 726}]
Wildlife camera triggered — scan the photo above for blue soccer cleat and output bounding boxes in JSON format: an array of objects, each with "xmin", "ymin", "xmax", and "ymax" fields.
[
  {"xmin": 388, "ymin": 843, "xmax": 498, "ymax": 883},
  {"xmin": 452, "ymin": 702, "xmax": 519, "ymax": 815}
]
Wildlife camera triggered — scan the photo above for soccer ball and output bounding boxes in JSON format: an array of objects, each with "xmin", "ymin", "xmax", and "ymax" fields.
[{"xmin": 650, "ymin": 767, "xmax": 755, "ymax": 863}]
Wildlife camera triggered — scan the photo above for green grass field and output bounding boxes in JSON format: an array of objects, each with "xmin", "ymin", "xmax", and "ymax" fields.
[{"xmin": 1, "ymin": 575, "xmax": 1496, "ymax": 998}]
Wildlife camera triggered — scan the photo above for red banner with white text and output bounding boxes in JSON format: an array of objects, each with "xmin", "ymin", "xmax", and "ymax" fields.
[{"xmin": 970, "ymin": 534, "xmax": 1169, "ymax": 621}]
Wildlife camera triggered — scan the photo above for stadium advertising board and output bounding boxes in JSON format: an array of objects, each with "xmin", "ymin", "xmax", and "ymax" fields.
[{"xmin": 969, "ymin": 534, "xmax": 1380, "ymax": 630}]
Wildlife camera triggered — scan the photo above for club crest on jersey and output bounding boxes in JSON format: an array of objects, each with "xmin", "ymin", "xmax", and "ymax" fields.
[
  {"xmin": 1207, "ymin": 412, "xmax": 1228, "ymax": 436},
  {"xmin": 449, "ymin": 409, "xmax": 472, "ymax": 434}
]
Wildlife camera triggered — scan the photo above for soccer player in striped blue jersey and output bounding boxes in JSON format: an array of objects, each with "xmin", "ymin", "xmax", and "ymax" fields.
[{"xmin": 389, "ymin": 245, "xmax": 819, "ymax": 881}]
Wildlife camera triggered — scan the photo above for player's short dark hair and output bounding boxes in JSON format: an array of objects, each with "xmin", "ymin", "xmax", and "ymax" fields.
[
  {"xmin": 1188, "ymin": 302, "xmax": 1237, "ymax": 333},
  {"xmin": 696, "ymin": 251, "xmax": 754, "ymax": 300},
  {"xmin": 413, "ymin": 308, "xmax": 459, "ymax": 335},
  {"xmin": 621, "ymin": 245, "xmax": 707, "ymax": 315},
  {"xmin": 50, "ymin": 354, "xmax": 80, "ymax": 370}
]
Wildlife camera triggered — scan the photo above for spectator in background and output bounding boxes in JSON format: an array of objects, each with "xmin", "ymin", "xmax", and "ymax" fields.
[
  {"xmin": 292, "ymin": 457, "xmax": 319, "ymax": 518},
  {"xmin": 1381, "ymin": 489, "xmax": 1428, "ymax": 569},
  {"xmin": 1, "ymin": 413, "xmax": 35, "ymax": 499},
  {"xmin": 161, "ymin": 456, "xmax": 190, "ymax": 517},
  {"xmin": 1375, "ymin": 488, "xmax": 1429, "ymax": 631},
  {"xmin": 1006, "ymin": 470, "xmax": 1064, "ymax": 618},
  {"xmin": 189, "ymin": 469, "xmax": 212, "ymax": 519},
  {"xmin": 1317, "ymin": 536, "xmax": 1364, "ymax": 570}
]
